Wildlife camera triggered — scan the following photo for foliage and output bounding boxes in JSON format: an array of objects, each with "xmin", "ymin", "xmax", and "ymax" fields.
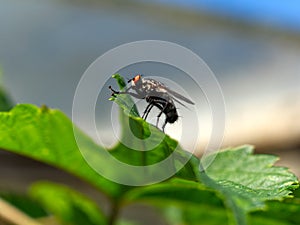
[
  {"xmin": 0, "ymin": 74, "xmax": 298, "ymax": 225},
  {"xmin": 0, "ymin": 70, "xmax": 13, "ymax": 111}
]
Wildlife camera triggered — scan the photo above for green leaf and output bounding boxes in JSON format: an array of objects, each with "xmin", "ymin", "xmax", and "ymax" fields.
[
  {"xmin": 109, "ymin": 74, "xmax": 200, "ymax": 181},
  {"xmin": 123, "ymin": 178, "xmax": 300, "ymax": 225},
  {"xmin": 109, "ymin": 74, "xmax": 139, "ymax": 118},
  {"xmin": 116, "ymin": 220, "xmax": 140, "ymax": 225},
  {"xmin": 107, "ymin": 75, "xmax": 299, "ymax": 225},
  {"xmin": 29, "ymin": 181, "xmax": 107, "ymax": 225},
  {"xmin": 0, "ymin": 193, "xmax": 48, "ymax": 218},
  {"xmin": 0, "ymin": 104, "xmax": 124, "ymax": 198},
  {"xmin": 249, "ymin": 198, "xmax": 300, "ymax": 225},
  {"xmin": 125, "ymin": 178, "xmax": 222, "ymax": 206},
  {"xmin": 0, "ymin": 73, "xmax": 199, "ymax": 195},
  {"xmin": 124, "ymin": 178, "xmax": 228, "ymax": 225},
  {"xmin": 162, "ymin": 205, "xmax": 228, "ymax": 225},
  {"xmin": 0, "ymin": 86, "xmax": 13, "ymax": 111},
  {"xmin": 0, "ymin": 73, "xmax": 298, "ymax": 225},
  {"xmin": 248, "ymin": 187, "xmax": 300, "ymax": 225},
  {"xmin": 0, "ymin": 70, "xmax": 14, "ymax": 111},
  {"xmin": 201, "ymin": 145, "xmax": 299, "ymax": 225}
]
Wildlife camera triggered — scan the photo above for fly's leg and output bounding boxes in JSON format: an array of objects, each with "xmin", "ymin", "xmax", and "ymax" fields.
[
  {"xmin": 156, "ymin": 104, "xmax": 167, "ymax": 130},
  {"xmin": 109, "ymin": 86, "xmax": 124, "ymax": 96},
  {"xmin": 109, "ymin": 86, "xmax": 118, "ymax": 96},
  {"xmin": 156, "ymin": 110, "xmax": 163, "ymax": 128},
  {"xmin": 109, "ymin": 86, "xmax": 143, "ymax": 99},
  {"xmin": 144, "ymin": 105, "xmax": 154, "ymax": 120},
  {"xmin": 142, "ymin": 103, "xmax": 151, "ymax": 119},
  {"xmin": 143, "ymin": 96, "xmax": 153, "ymax": 119},
  {"xmin": 142, "ymin": 103, "xmax": 154, "ymax": 120},
  {"xmin": 162, "ymin": 120, "xmax": 167, "ymax": 132}
]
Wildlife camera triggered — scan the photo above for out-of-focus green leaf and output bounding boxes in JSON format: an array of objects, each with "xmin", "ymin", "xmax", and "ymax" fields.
[
  {"xmin": 162, "ymin": 205, "xmax": 228, "ymax": 225},
  {"xmin": 0, "ymin": 104, "xmax": 124, "ymax": 198},
  {"xmin": 249, "ymin": 198, "xmax": 300, "ymax": 225},
  {"xmin": 0, "ymin": 87, "xmax": 13, "ymax": 111},
  {"xmin": 124, "ymin": 178, "xmax": 228, "ymax": 225},
  {"xmin": 29, "ymin": 181, "xmax": 107, "ymax": 225},
  {"xmin": 116, "ymin": 220, "xmax": 140, "ymax": 225},
  {"xmin": 0, "ymin": 70, "xmax": 14, "ymax": 111},
  {"xmin": 248, "ymin": 187, "xmax": 300, "ymax": 225},
  {"xmin": 125, "ymin": 178, "xmax": 222, "ymax": 207},
  {"xmin": 0, "ymin": 193, "xmax": 48, "ymax": 218},
  {"xmin": 201, "ymin": 145, "xmax": 299, "ymax": 225}
]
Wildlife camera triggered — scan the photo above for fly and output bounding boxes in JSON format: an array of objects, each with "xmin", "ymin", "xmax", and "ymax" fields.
[{"xmin": 109, "ymin": 74, "xmax": 194, "ymax": 132}]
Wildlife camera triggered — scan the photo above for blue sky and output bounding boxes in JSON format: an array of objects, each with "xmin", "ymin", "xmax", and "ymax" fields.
[{"xmin": 144, "ymin": 0, "xmax": 300, "ymax": 32}]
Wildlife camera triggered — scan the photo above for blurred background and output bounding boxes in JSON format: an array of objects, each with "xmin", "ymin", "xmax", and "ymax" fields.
[{"xmin": 0, "ymin": 0, "xmax": 299, "ymax": 223}]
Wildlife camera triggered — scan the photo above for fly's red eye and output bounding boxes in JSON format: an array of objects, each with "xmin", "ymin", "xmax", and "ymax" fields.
[{"xmin": 133, "ymin": 75, "xmax": 141, "ymax": 82}]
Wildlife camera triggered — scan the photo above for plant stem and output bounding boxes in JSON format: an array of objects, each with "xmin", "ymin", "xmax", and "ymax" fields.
[
  {"xmin": 108, "ymin": 200, "xmax": 120, "ymax": 225},
  {"xmin": 0, "ymin": 198, "xmax": 42, "ymax": 225}
]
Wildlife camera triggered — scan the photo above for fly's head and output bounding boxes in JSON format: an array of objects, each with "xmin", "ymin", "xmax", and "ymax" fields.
[
  {"xmin": 128, "ymin": 75, "xmax": 145, "ymax": 94},
  {"xmin": 128, "ymin": 74, "xmax": 142, "ymax": 88}
]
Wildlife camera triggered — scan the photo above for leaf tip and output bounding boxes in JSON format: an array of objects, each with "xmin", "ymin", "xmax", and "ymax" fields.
[
  {"xmin": 109, "ymin": 96, "xmax": 115, "ymax": 101},
  {"xmin": 111, "ymin": 74, "xmax": 118, "ymax": 79},
  {"xmin": 40, "ymin": 104, "xmax": 50, "ymax": 113},
  {"xmin": 112, "ymin": 74, "xmax": 126, "ymax": 89}
]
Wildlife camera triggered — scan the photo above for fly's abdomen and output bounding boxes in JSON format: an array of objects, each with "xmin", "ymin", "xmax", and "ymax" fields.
[{"xmin": 164, "ymin": 104, "xmax": 178, "ymax": 123}]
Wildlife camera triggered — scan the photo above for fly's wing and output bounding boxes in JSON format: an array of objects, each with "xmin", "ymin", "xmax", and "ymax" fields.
[
  {"xmin": 164, "ymin": 86, "xmax": 195, "ymax": 105},
  {"xmin": 172, "ymin": 97, "xmax": 189, "ymax": 108},
  {"xmin": 145, "ymin": 78, "xmax": 194, "ymax": 105}
]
